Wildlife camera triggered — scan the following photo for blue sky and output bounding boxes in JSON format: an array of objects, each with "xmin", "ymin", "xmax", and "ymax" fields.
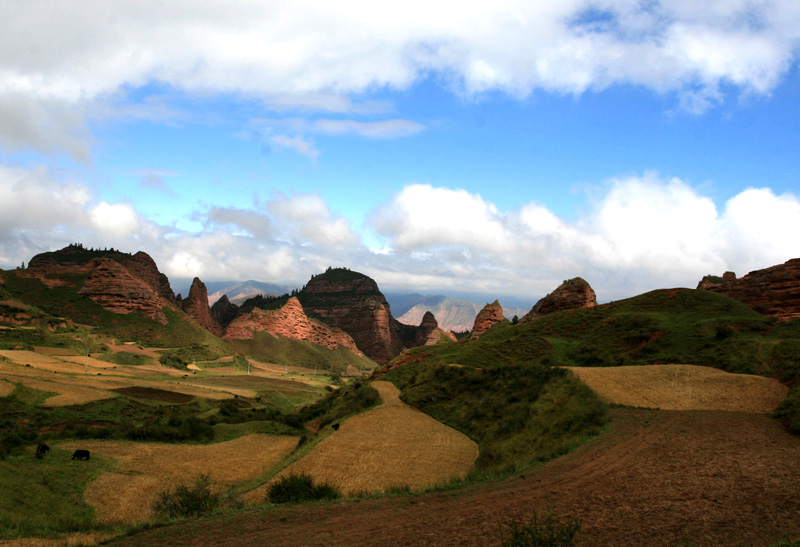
[{"xmin": 2, "ymin": 1, "xmax": 800, "ymax": 303}]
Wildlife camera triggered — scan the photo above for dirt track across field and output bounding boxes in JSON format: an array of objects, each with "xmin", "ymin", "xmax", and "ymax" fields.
[{"xmin": 107, "ymin": 407, "xmax": 800, "ymax": 547}]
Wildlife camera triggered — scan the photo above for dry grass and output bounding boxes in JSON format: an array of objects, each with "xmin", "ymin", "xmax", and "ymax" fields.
[
  {"xmin": 58, "ymin": 435, "xmax": 299, "ymax": 524},
  {"xmin": 0, "ymin": 532, "xmax": 111, "ymax": 547},
  {"xmin": 251, "ymin": 380, "xmax": 478, "ymax": 501},
  {"xmin": 32, "ymin": 346, "xmax": 80, "ymax": 356},
  {"xmin": 565, "ymin": 364, "xmax": 789, "ymax": 413}
]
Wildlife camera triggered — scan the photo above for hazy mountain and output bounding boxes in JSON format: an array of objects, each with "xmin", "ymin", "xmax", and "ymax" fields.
[
  {"xmin": 386, "ymin": 293, "xmax": 528, "ymax": 332},
  {"xmin": 174, "ymin": 280, "xmax": 294, "ymax": 305}
]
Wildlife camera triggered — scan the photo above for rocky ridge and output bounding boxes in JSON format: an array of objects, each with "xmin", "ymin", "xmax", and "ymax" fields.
[
  {"xmin": 469, "ymin": 300, "xmax": 505, "ymax": 340},
  {"xmin": 224, "ymin": 296, "xmax": 362, "ymax": 354},
  {"xmin": 520, "ymin": 277, "xmax": 597, "ymax": 322},
  {"xmin": 698, "ymin": 259, "xmax": 800, "ymax": 322}
]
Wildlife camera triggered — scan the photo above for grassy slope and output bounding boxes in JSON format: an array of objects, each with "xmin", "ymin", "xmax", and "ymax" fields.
[{"xmin": 384, "ymin": 288, "xmax": 800, "ymax": 473}]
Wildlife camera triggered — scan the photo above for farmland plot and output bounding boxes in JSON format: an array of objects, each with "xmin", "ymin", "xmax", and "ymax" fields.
[
  {"xmin": 59, "ymin": 435, "xmax": 299, "ymax": 524},
  {"xmin": 258, "ymin": 381, "xmax": 478, "ymax": 499},
  {"xmin": 566, "ymin": 364, "xmax": 789, "ymax": 412}
]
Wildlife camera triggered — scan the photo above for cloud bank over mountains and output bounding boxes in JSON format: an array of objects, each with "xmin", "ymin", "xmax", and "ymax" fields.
[
  {"xmin": 2, "ymin": 1, "xmax": 800, "ymax": 302},
  {"xmin": 2, "ymin": 165, "xmax": 798, "ymax": 302}
]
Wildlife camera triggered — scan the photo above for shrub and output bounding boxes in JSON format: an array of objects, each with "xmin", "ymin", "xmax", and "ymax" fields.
[
  {"xmin": 152, "ymin": 475, "xmax": 229, "ymax": 519},
  {"xmin": 267, "ymin": 473, "xmax": 341, "ymax": 504},
  {"xmin": 501, "ymin": 504, "xmax": 581, "ymax": 547}
]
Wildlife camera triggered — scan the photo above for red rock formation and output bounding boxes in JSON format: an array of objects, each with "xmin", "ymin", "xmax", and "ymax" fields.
[
  {"xmin": 698, "ymin": 259, "xmax": 800, "ymax": 322},
  {"xmin": 181, "ymin": 277, "xmax": 223, "ymax": 336},
  {"xmin": 415, "ymin": 311, "xmax": 457, "ymax": 346},
  {"xmin": 77, "ymin": 258, "xmax": 168, "ymax": 324},
  {"xmin": 469, "ymin": 300, "xmax": 505, "ymax": 340},
  {"xmin": 224, "ymin": 297, "xmax": 361, "ymax": 354},
  {"xmin": 119, "ymin": 251, "xmax": 176, "ymax": 303},
  {"xmin": 299, "ymin": 269, "xmax": 404, "ymax": 364},
  {"xmin": 520, "ymin": 277, "xmax": 597, "ymax": 322}
]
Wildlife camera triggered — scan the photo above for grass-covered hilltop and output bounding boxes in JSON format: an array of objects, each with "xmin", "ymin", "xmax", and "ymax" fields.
[{"xmin": 1, "ymin": 245, "xmax": 799, "ymax": 546}]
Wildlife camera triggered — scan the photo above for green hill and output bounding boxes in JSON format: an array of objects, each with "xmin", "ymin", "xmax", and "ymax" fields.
[{"xmin": 383, "ymin": 288, "xmax": 800, "ymax": 474}]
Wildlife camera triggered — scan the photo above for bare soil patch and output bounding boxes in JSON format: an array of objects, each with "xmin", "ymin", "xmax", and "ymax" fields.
[
  {"xmin": 107, "ymin": 408, "xmax": 800, "ymax": 547},
  {"xmin": 59, "ymin": 435, "xmax": 299, "ymax": 525},
  {"xmin": 565, "ymin": 364, "xmax": 788, "ymax": 412},
  {"xmin": 112, "ymin": 386, "xmax": 194, "ymax": 403},
  {"xmin": 249, "ymin": 381, "xmax": 478, "ymax": 501}
]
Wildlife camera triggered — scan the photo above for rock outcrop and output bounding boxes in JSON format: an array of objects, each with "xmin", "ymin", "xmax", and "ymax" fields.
[
  {"xmin": 211, "ymin": 295, "xmax": 239, "ymax": 328},
  {"xmin": 698, "ymin": 259, "xmax": 800, "ymax": 322},
  {"xmin": 224, "ymin": 297, "xmax": 361, "ymax": 354},
  {"xmin": 27, "ymin": 244, "xmax": 175, "ymax": 302},
  {"xmin": 181, "ymin": 277, "xmax": 223, "ymax": 336},
  {"xmin": 469, "ymin": 300, "xmax": 505, "ymax": 340},
  {"xmin": 414, "ymin": 311, "xmax": 457, "ymax": 346},
  {"xmin": 299, "ymin": 269, "xmax": 403, "ymax": 364},
  {"xmin": 77, "ymin": 258, "xmax": 168, "ymax": 324},
  {"xmin": 520, "ymin": 277, "xmax": 597, "ymax": 322}
]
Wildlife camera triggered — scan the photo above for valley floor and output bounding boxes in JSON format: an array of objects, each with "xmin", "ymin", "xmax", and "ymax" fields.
[{"xmin": 106, "ymin": 407, "xmax": 800, "ymax": 547}]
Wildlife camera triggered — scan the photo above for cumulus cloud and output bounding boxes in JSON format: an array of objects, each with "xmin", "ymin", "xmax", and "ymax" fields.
[
  {"xmin": 3, "ymin": 1, "xmax": 800, "ymax": 157},
  {"xmin": 370, "ymin": 176, "xmax": 800, "ymax": 300},
  {"xmin": 3, "ymin": 162, "xmax": 799, "ymax": 304}
]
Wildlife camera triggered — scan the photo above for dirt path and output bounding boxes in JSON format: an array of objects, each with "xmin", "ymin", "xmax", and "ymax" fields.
[{"xmin": 107, "ymin": 408, "xmax": 800, "ymax": 547}]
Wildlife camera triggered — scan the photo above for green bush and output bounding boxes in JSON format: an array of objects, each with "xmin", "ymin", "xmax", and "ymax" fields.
[
  {"xmin": 501, "ymin": 505, "xmax": 581, "ymax": 547},
  {"xmin": 267, "ymin": 473, "xmax": 341, "ymax": 504}
]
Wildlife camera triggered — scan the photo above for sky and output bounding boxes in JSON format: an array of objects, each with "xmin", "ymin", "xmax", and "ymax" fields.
[{"xmin": 2, "ymin": 0, "xmax": 800, "ymax": 305}]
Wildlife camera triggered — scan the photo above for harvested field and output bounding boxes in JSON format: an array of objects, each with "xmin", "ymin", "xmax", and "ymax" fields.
[
  {"xmin": 107, "ymin": 408, "xmax": 800, "ymax": 547},
  {"xmin": 0, "ymin": 378, "xmax": 15, "ymax": 396},
  {"xmin": 59, "ymin": 435, "xmax": 299, "ymax": 524},
  {"xmin": 32, "ymin": 346, "xmax": 80, "ymax": 356},
  {"xmin": 0, "ymin": 350, "xmax": 133, "ymax": 376},
  {"xmin": 106, "ymin": 345, "xmax": 163, "ymax": 358},
  {"xmin": 3, "ymin": 376, "xmax": 116, "ymax": 406},
  {"xmin": 112, "ymin": 386, "xmax": 194, "ymax": 403},
  {"xmin": 252, "ymin": 381, "xmax": 478, "ymax": 500},
  {"xmin": 566, "ymin": 364, "xmax": 789, "ymax": 412}
]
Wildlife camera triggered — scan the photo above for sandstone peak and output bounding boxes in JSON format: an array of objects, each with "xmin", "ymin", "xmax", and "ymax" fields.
[
  {"xmin": 469, "ymin": 300, "xmax": 505, "ymax": 340},
  {"xmin": 210, "ymin": 294, "xmax": 239, "ymax": 328},
  {"xmin": 415, "ymin": 311, "xmax": 457, "ymax": 346},
  {"xmin": 181, "ymin": 277, "xmax": 223, "ymax": 336},
  {"xmin": 520, "ymin": 277, "xmax": 597, "ymax": 322},
  {"xmin": 698, "ymin": 259, "xmax": 800, "ymax": 322}
]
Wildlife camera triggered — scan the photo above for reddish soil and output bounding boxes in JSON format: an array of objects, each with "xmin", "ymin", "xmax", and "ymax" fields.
[{"xmin": 106, "ymin": 408, "xmax": 800, "ymax": 547}]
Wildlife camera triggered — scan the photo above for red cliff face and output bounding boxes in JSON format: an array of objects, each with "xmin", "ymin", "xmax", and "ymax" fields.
[
  {"xmin": 181, "ymin": 277, "xmax": 223, "ymax": 336},
  {"xmin": 469, "ymin": 300, "xmax": 505, "ymax": 340},
  {"xmin": 520, "ymin": 277, "xmax": 597, "ymax": 322},
  {"xmin": 119, "ymin": 251, "xmax": 176, "ymax": 303},
  {"xmin": 698, "ymin": 259, "xmax": 800, "ymax": 322},
  {"xmin": 223, "ymin": 297, "xmax": 361, "ymax": 354},
  {"xmin": 77, "ymin": 258, "xmax": 168, "ymax": 324}
]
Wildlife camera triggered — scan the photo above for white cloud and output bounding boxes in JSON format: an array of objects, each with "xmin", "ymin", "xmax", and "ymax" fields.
[
  {"xmin": 269, "ymin": 135, "xmax": 320, "ymax": 161},
  {"xmin": 3, "ymin": 1, "xmax": 800, "ymax": 157}
]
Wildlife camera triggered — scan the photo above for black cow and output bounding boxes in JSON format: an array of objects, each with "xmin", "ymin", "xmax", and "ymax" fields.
[
  {"xmin": 72, "ymin": 449, "xmax": 90, "ymax": 461},
  {"xmin": 35, "ymin": 443, "xmax": 50, "ymax": 459},
  {"xmin": 332, "ymin": 423, "xmax": 340, "ymax": 431}
]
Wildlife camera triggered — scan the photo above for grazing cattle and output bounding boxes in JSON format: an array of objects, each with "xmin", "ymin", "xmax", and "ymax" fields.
[
  {"xmin": 72, "ymin": 449, "xmax": 90, "ymax": 461},
  {"xmin": 35, "ymin": 443, "xmax": 50, "ymax": 459},
  {"xmin": 332, "ymin": 423, "xmax": 340, "ymax": 431}
]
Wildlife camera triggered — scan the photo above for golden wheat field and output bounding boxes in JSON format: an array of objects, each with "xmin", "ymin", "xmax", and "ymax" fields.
[
  {"xmin": 250, "ymin": 380, "xmax": 478, "ymax": 501},
  {"xmin": 58, "ymin": 435, "xmax": 300, "ymax": 524},
  {"xmin": 565, "ymin": 364, "xmax": 789, "ymax": 413}
]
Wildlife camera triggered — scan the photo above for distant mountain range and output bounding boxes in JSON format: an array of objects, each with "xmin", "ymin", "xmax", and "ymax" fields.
[
  {"xmin": 385, "ymin": 293, "xmax": 528, "ymax": 332},
  {"xmin": 173, "ymin": 279, "xmax": 295, "ymax": 306}
]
